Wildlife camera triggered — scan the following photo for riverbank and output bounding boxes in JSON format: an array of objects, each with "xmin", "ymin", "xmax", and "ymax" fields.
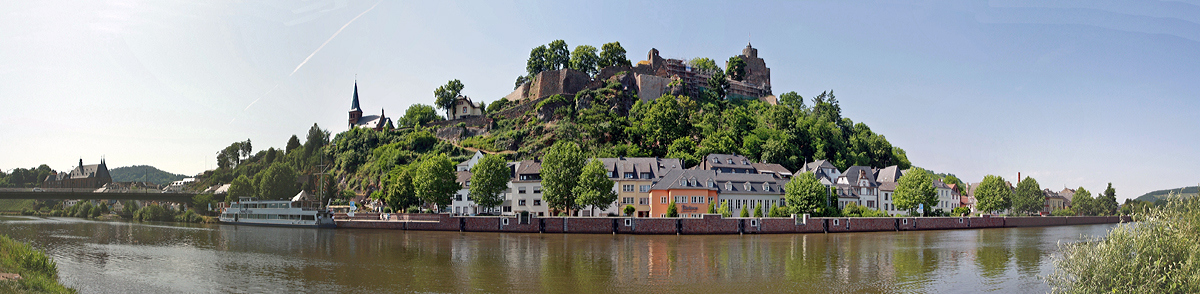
[
  {"xmin": 334, "ymin": 213, "xmax": 1131, "ymax": 234},
  {"xmin": 0, "ymin": 235, "xmax": 75, "ymax": 294}
]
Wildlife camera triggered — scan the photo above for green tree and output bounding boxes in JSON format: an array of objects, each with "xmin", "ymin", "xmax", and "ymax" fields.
[
  {"xmin": 740, "ymin": 206, "xmax": 750, "ymax": 217},
  {"xmin": 667, "ymin": 200, "xmax": 678, "ymax": 217},
  {"xmin": 573, "ymin": 158, "xmax": 618, "ymax": 215},
  {"xmin": 526, "ymin": 45, "xmax": 548, "ymax": 75},
  {"xmin": 1012, "ymin": 177, "xmax": 1044, "ymax": 215},
  {"xmin": 541, "ymin": 141, "xmax": 586, "ymax": 213},
  {"xmin": 469, "ymin": 154, "xmax": 510, "ymax": 213},
  {"xmin": 303, "ymin": 123, "xmax": 330, "ymax": 160},
  {"xmin": 753, "ymin": 203, "xmax": 763, "ymax": 217},
  {"xmin": 707, "ymin": 200, "xmax": 716, "ymax": 214},
  {"xmin": 623, "ymin": 205, "xmax": 635, "ymax": 216},
  {"xmin": 285, "ymin": 135, "xmax": 301, "ymax": 154},
  {"xmin": 383, "ymin": 164, "xmax": 418, "ymax": 211},
  {"xmin": 434, "ymin": 79, "xmax": 465, "ymax": 119},
  {"xmin": 598, "ymin": 41, "xmax": 630, "ymax": 68},
  {"xmin": 569, "ymin": 45, "xmax": 599, "ymax": 76},
  {"xmin": 255, "ymin": 162, "xmax": 298, "ymax": 200},
  {"xmin": 688, "ymin": 57, "xmax": 720, "ymax": 71},
  {"xmin": 1073, "ymin": 187, "xmax": 1096, "ymax": 216},
  {"xmin": 1098, "ymin": 183, "xmax": 1119, "ymax": 216},
  {"xmin": 975, "ymin": 175, "xmax": 1012, "ymax": 214},
  {"xmin": 413, "ymin": 154, "xmax": 460, "ymax": 211},
  {"xmin": 401, "ymin": 104, "xmax": 442, "ymax": 128},
  {"xmin": 718, "ymin": 200, "xmax": 731, "ymax": 217},
  {"xmin": 545, "ymin": 40, "xmax": 570, "ymax": 71},
  {"xmin": 951, "ymin": 206, "xmax": 971, "ymax": 216},
  {"xmin": 785, "ymin": 172, "xmax": 829, "ymax": 215},
  {"xmin": 726, "ymin": 56, "xmax": 746, "ymax": 81},
  {"xmin": 707, "ymin": 70, "xmax": 729, "ymax": 99},
  {"xmin": 227, "ymin": 175, "xmax": 254, "ymax": 202},
  {"xmin": 778, "ymin": 91, "xmax": 804, "ymax": 109},
  {"xmin": 894, "ymin": 168, "xmax": 937, "ymax": 214}
]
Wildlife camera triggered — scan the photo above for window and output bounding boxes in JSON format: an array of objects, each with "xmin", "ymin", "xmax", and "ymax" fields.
[
  {"xmin": 639, "ymin": 185, "xmax": 651, "ymax": 192},
  {"xmin": 707, "ymin": 179, "xmax": 714, "ymax": 188},
  {"xmin": 533, "ymin": 187, "xmax": 542, "ymax": 194},
  {"xmin": 640, "ymin": 172, "xmax": 651, "ymax": 179},
  {"xmin": 867, "ymin": 200, "xmax": 875, "ymax": 208},
  {"xmin": 503, "ymin": 206, "xmax": 512, "ymax": 212},
  {"xmin": 465, "ymin": 181, "xmax": 470, "ymax": 188},
  {"xmin": 519, "ymin": 200, "xmax": 526, "ymax": 206},
  {"xmin": 456, "ymin": 194, "xmax": 463, "ymax": 201},
  {"xmin": 726, "ymin": 182, "xmax": 732, "ymax": 190},
  {"xmin": 623, "ymin": 185, "xmax": 634, "ymax": 192},
  {"xmin": 639, "ymin": 198, "xmax": 648, "ymax": 205},
  {"xmin": 533, "ymin": 199, "xmax": 541, "ymax": 206},
  {"xmin": 622, "ymin": 197, "xmax": 634, "ymax": 204},
  {"xmin": 677, "ymin": 196, "xmax": 687, "ymax": 203},
  {"xmin": 680, "ymin": 179, "xmax": 686, "ymax": 186},
  {"xmin": 763, "ymin": 183, "xmax": 770, "ymax": 191},
  {"xmin": 624, "ymin": 172, "xmax": 635, "ymax": 179},
  {"xmin": 661, "ymin": 197, "xmax": 668, "ymax": 204},
  {"xmin": 744, "ymin": 183, "xmax": 752, "ymax": 191},
  {"xmin": 727, "ymin": 159, "xmax": 733, "ymax": 164},
  {"xmin": 519, "ymin": 187, "xmax": 527, "ymax": 194},
  {"xmin": 462, "ymin": 106, "xmax": 467, "ymax": 113}
]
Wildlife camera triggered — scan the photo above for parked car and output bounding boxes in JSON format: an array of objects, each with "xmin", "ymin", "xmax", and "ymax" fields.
[{"xmin": 32, "ymin": 188, "xmax": 44, "ymax": 192}]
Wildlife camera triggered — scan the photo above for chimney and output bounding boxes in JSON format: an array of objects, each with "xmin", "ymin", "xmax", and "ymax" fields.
[{"xmin": 1018, "ymin": 172, "xmax": 1021, "ymax": 184}]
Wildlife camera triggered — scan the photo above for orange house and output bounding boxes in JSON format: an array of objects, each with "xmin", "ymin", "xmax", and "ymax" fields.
[{"xmin": 649, "ymin": 170, "xmax": 720, "ymax": 217}]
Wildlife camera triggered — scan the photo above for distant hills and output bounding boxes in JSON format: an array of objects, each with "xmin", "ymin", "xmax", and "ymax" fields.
[
  {"xmin": 1134, "ymin": 185, "xmax": 1198, "ymax": 203},
  {"xmin": 110, "ymin": 165, "xmax": 188, "ymax": 185}
]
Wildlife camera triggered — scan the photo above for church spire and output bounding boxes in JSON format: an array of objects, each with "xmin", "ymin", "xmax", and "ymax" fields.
[{"xmin": 349, "ymin": 81, "xmax": 362, "ymax": 112}]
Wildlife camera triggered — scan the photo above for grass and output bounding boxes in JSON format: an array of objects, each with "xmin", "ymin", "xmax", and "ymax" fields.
[
  {"xmin": 0, "ymin": 235, "xmax": 76, "ymax": 294},
  {"xmin": 1046, "ymin": 192, "xmax": 1200, "ymax": 293}
]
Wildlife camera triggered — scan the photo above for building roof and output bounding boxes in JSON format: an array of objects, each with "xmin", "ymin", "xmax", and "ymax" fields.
[
  {"xmin": 877, "ymin": 181, "xmax": 898, "ymax": 192},
  {"xmin": 874, "ymin": 165, "xmax": 902, "ymax": 183},
  {"xmin": 598, "ymin": 157, "xmax": 684, "ymax": 180},
  {"xmin": 839, "ymin": 166, "xmax": 877, "ymax": 187},
  {"xmin": 513, "ymin": 160, "xmax": 542, "ymax": 182},
  {"xmin": 700, "ymin": 154, "xmax": 755, "ymax": 170},
  {"xmin": 751, "ymin": 163, "xmax": 792, "ymax": 178},
  {"xmin": 456, "ymin": 171, "xmax": 472, "ymax": 184},
  {"xmin": 651, "ymin": 169, "xmax": 783, "ymax": 195},
  {"xmin": 350, "ymin": 81, "xmax": 362, "ymax": 112}
]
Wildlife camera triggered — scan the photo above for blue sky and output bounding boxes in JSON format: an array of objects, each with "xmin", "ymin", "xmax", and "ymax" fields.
[{"xmin": 2, "ymin": 0, "xmax": 1197, "ymax": 200}]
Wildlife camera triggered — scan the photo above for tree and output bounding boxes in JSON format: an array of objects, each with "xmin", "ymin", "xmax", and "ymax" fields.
[
  {"xmin": 527, "ymin": 45, "xmax": 548, "ymax": 75},
  {"xmin": 413, "ymin": 154, "xmax": 460, "ymax": 211},
  {"xmin": 1073, "ymin": 187, "xmax": 1096, "ymax": 216},
  {"xmin": 951, "ymin": 206, "xmax": 971, "ymax": 216},
  {"xmin": 707, "ymin": 70, "xmax": 729, "ymax": 99},
  {"xmin": 401, "ymin": 104, "xmax": 441, "ymax": 128},
  {"xmin": 718, "ymin": 200, "xmax": 732, "ymax": 217},
  {"xmin": 894, "ymin": 167, "xmax": 936, "ymax": 214},
  {"xmin": 1012, "ymin": 176, "xmax": 1044, "ymax": 215},
  {"xmin": 574, "ymin": 158, "xmax": 618, "ymax": 215},
  {"xmin": 303, "ymin": 123, "xmax": 330, "ymax": 159},
  {"xmin": 434, "ymin": 79, "xmax": 465, "ymax": 119},
  {"xmin": 285, "ymin": 135, "xmax": 301, "ymax": 154},
  {"xmin": 545, "ymin": 40, "xmax": 570, "ymax": 71},
  {"xmin": 469, "ymin": 154, "xmax": 509, "ymax": 213},
  {"xmin": 542, "ymin": 141, "xmax": 585, "ymax": 213},
  {"xmin": 598, "ymin": 41, "xmax": 630, "ymax": 68},
  {"xmin": 785, "ymin": 172, "xmax": 829, "ymax": 215},
  {"xmin": 1098, "ymin": 183, "xmax": 1119, "ymax": 216},
  {"xmin": 778, "ymin": 91, "xmax": 804, "ymax": 110},
  {"xmin": 255, "ymin": 162, "xmax": 298, "ymax": 200},
  {"xmin": 753, "ymin": 203, "xmax": 763, "ymax": 217},
  {"xmin": 227, "ymin": 175, "xmax": 254, "ymax": 202},
  {"xmin": 623, "ymin": 205, "xmax": 635, "ymax": 216},
  {"xmin": 667, "ymin": 200, "xmax": 678, "ymax": 217},
  {"xmin": 726, "ymin": 56, "xmax": 746, "ymax": 81},
  {"xmin": 688, "ymin": 57, "xmax": 720, "ymax": 72},
  {"xmin": 975, "ymin": 175, "xmax": 1012, "ymax": 214},
  {"xmin": 383, "ymin": 164, "xmax": 417, "ymax": 211},
  {"xmin": 569, "ymin": 45, "xmax": 599, "ymax": 76},
  {"xmin": 740, "ymin": 206, "xmax": 750, "ymax": 217},
  {"xmin": 707, "ymin": 200, "xmax": 716, "ymax": 214}
]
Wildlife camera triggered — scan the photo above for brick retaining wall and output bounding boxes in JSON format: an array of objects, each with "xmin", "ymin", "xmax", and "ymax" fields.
[{"xmin": 333, "ymin": 213, "xmax": 1128, "ymax": 234}]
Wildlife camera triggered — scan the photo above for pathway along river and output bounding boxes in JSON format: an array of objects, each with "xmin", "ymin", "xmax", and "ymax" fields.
[{"xmin": 0, "ymin": 216, "xmax": 1117, "ymax": 293}]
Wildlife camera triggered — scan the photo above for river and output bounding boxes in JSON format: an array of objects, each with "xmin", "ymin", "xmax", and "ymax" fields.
[{"xmin": 0, "ymin": 216, "xmax": 1116, "ymax": 293}]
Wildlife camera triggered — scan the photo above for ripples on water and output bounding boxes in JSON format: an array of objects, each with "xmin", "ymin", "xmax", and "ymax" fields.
[{"xmin": 0, "ymin": 216, "xmax": 1117, "ymax": 293}]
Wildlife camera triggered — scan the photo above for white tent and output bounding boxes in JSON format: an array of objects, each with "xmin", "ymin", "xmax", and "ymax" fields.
[{"xmin": 291, "ymin": 190, "xmax": 313, "ymax": 202}]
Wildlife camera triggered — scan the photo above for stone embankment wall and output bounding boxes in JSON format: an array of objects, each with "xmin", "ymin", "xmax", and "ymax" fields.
[{"xmin": 334, "ymin": 213, "xmax": 1132, "ymax": 234}]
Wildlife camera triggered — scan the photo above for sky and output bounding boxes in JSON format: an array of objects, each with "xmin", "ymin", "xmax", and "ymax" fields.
[{"xmin": 2, "ymin": 0, "xmax": 1198, "ymax": 201}]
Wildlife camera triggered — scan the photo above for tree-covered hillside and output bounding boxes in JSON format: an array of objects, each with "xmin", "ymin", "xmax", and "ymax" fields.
[
  {"xmin": 1135, "ymin": 186, "xmax": 1198, "ymax": 203},
  {"xmin": 110, "ymin": 165, "xmax": 188, "ymax": 185}
]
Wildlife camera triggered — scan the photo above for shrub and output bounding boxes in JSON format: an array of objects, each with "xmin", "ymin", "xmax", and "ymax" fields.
[
  {"xmin": 1046, "ymin": 192, "xmax": 1200, "ymax": 292},
  {"xmin": 740, "ymin": 206, "xmax": 749, "ymax": 217},
  {"xmin": 951, "ymin": 206, "xmax": 971, "ymax": 216},
  {"xmin": 666, "ymin": 200, "xmax": 678, "ymax": 217},
  {"xmin": 623, "ymin": 205, "xmax": 635, "ymax": 216},
  {"xmin": 1051, "ymin": 208, "xmax": 1076, "ymax": 217},
  {"xmin": 753, "ymin": 203, "xmax": 763, "ymax": 217},
  {"xmin": 382, "ymin": 207, "xmax": 393, "ymax": 213}
]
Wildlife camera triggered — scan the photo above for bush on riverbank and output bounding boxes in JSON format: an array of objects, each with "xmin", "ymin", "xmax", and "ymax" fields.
[
  {"xmin": 1047, "ymin": 193, "xmax": 1200, "ymax": 293},
  {"xmin": 0, "ymin": 235, "xmax": 76, "ymax": 294}
]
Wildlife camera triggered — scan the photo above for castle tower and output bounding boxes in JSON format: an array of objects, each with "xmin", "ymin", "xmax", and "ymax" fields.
[{"xmin": 348, "ymin": 81, "xmax": 363, "ymax": 128}]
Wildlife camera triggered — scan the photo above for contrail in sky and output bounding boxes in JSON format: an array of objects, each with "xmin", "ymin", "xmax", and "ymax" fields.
[{"xmin": 289, "ymin": 1, "xmax": 381, "ymax": 76}]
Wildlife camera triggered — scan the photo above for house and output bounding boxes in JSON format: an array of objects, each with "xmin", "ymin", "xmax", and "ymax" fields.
[
  {"xmin": 451, "ymin": 95, "xmax": 484, "ymax": 120},
  {"xmin": 450, "ymin": 151, "xmax": 501, "ymax": 216},
  {"xmin": 798, "ymin": 160, "xmax": 841, "ymax": 186},
  {"xmin": 163, "ymin": 178, "xmax": 195, "ymax": 193},
  {"xmin": 694, "ymin": 154, "xmax": 794, "ymax": 179},
  {"xmin": 1044, "ymin": 189, "xmax": 1068, "ymax": 213},
  {"xmin": 600, "ymin": 157, "xmax": 684, "ymax": 217},
  {"xmin": 648, "ymin": 169, "xmax": 785, "ymax": 218},
  {"xmin": 507, "ymin": 160, "xmax": 548, "ymax": 216},
  {"xmin": 835, "ymin": 166, "xmax": 877, "ymax": 210},
  {"xmin": 42, "ymin": 159, "xmax": 112, "ymax": 189}
]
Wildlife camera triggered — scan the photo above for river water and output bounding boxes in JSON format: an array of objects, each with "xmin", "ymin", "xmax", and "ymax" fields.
[{"xmin": 0, "ymin": 216, "xmax": 1116, "ymax": 293}]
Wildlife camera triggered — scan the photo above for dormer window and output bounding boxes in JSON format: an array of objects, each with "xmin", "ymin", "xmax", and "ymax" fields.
[
  {"xmin": 727, "ymin": 159, "xmax": 733, "ymax": 164},
  {"xmin": 744, "ymin": 182, "xmax": 752, "ymax": 191},
  {"xmin": 725, "ymin": 182, "xmax": 732, "ymax": 190},
  {"xmin": 712, "ymin": 158, "xmax": 719, "ymax": 164},
  {"xmin": 763, "ymin": 183, "xmax": 770, "ymax": 191},
  {"xmin": 742, "ymin": 160, "xmax": 748, "ymax": 165},
  {"xmin": 707, "ymin": 179, "xmax": 714, "ymax": 188},
  {"xmin": 680, "ymin": 178, "xmax": 686, "ymax": 186}
]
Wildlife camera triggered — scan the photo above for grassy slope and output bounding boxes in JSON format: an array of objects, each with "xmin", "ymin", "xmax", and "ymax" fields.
[
  {"xmin": 1134, "ymin": 186, "xmax": 1198, "ymax": 202},
  {"xmin": 0, "ymin": 235, "xmax": 75, "ymax": 293}
]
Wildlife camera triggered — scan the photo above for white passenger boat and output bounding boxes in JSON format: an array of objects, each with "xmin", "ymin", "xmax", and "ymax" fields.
[{"xmin": 219, "ymin": 192, "xmax": 335, "ymax": 228}]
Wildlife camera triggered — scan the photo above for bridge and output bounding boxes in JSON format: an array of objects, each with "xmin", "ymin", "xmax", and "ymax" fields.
[{"xmin": 0, "ymin": 188, "xmax": 196, "ymax": 204}]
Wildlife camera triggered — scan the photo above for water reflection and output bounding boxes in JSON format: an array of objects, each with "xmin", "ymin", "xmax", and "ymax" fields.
[{"xmin": 0, "ymin": 217, "xmax": 1116, "ymax": 293}]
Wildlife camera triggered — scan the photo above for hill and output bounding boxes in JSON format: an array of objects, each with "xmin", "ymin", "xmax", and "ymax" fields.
[
  {"xmin": 1134, "ymin": 186, "xmax": 1198, "ymax": 203},
  {"xmin": 110, "ymin": 165, "xmax": 188, "ymax": 185}
]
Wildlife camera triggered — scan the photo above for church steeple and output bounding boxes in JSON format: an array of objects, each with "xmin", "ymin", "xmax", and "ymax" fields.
[{"xmin": 348, "ymin": 80, "xmax": 364, "ymax": 129}]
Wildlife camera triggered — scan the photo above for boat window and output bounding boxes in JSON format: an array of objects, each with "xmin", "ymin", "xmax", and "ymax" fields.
[
  {"xmin": 281, "ymin": 203, "xmax": 290, "ymax": 209},
  {"xmin": 303, "ymin": 215, "xmax": 315, "ymax": 221}
]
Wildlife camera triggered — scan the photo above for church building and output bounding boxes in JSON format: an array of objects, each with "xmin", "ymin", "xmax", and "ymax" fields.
[
  {"xmin": 347, "ymin": 81, "xmax": 392, "ymax": 131},
  {"xmin": 41, "ymin": 158, "xmax": 112, "ymax": 189}
]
